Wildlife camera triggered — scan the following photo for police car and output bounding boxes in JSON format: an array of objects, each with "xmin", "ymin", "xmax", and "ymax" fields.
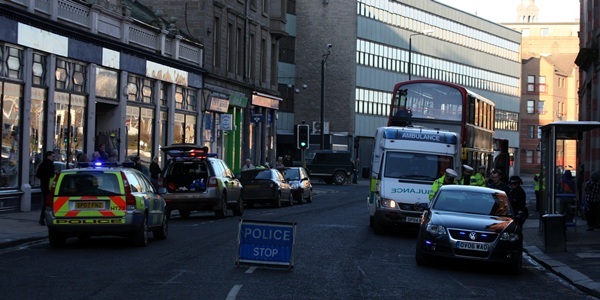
[{"xmin": 44, "ymin": 161, "xmax": 168, "ymax": 247}]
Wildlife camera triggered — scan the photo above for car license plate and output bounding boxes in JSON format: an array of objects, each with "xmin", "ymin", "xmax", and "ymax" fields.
[
  {"xmin": 405, "ymin": 216, "xmax": 421, "ymax": 223},
  {"xmin": 75, "ymin": 201, "xmax": 105, "ymax": 209},
  {"xmin": 456, "ymin": 241, "xmax": 489, "ymax": 251}
]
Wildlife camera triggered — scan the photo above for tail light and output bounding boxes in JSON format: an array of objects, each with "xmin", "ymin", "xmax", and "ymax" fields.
[
  {"xmin": 167, "ymin": 182, "xmax": 177, "ymax": 190},
  {"xmin": 45, "ymin": 178, "xmax": 57, "ymax": 206},
  {"xmin": 207, "ymin": 177, "xmax": 218, "ymax": 187},
  {"xmin": 121, "ymin": 172, "xmax": 136, "ymax": 209}
]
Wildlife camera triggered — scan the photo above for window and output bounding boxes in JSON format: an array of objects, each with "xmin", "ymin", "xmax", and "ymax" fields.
[
  {"xmin": 527, "ymin": 75, "xmax": 535, "ymax": 92},
  {"xmin": 526, "ymin": 150, "xmax": 533, "ymax": 164},
  {"xmin": 538, "ymin": 76, "xmax": 546, "ymax": 93},
  {"xmin": 213, "ymin": 16, "xmax": 221, "ymax": 68},
  {"xmin": 96, "ymin": 67, "xmax": 118, "ymax": 100},
  {"xmin": 541, "ymin": 28, "xmax": 549, "ymax": 36},
  {"xmin": 527, "ymin": 125, "xmax": 535, "ymax": 139},
  {"xmin": 527, "ymin": 100, "xmax": 534, "ymax": 114},
  {"xmin": 537, "ymin": 101, "xmax": 545, "ymax": 114}
]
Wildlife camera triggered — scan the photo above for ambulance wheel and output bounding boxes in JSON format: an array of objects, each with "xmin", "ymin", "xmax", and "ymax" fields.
[
  {"xmin": 132, "ymin": 215, "xmax": 149, "ymax": 247},
  {"xmin": 48, "ymin": 230, "xmax": 66, "ymax": 248},
  {"xmin": 372, "ymin": 216, "xmax": 385, "ymax": 235},
  {"xmin": 153, "ymin": 213, "xmax": 168, "ymax": 240}
]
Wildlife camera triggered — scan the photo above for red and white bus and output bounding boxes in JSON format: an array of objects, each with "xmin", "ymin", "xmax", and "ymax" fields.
[{"xmin": 387, "ymin": 79, "xmax": 496, "ymax": 169}]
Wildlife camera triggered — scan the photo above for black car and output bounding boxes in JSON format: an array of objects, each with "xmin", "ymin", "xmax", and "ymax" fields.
[
  {"xmin": 240, "ymin": 168, "xmax": 293, "ymax": 207},
  {"xmin": 415, "ymin": 185, "xmax": 524, "ymax": 274},
  {"xmin": 281, "ymin": 167, "xmax": 313, "ymax": 204}
]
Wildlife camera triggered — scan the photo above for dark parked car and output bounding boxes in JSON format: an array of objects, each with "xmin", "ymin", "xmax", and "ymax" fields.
[
  {"xmin": 302, "ymin": 150, "xmax": 353, "ymax": 185},
  {"xmin": 281, "ymin": 167, "xmax": 313, "ymax": 204},
  {"xmin": 240, "ymin": 168, "xmax": 293, "ymax": 207},
  {"xmin": 415, "ymin": 185, "xmax": 524, "ymax": 274}
]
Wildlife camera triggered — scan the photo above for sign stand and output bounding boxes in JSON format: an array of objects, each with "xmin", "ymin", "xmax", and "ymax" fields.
[{"xmin": 236, "ymin": 219, "xmax": 296, "ymax": 270}]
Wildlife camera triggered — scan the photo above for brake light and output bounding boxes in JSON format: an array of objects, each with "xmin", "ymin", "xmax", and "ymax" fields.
[
  {"xmin": 45, "ymin": 177, "xmax": 57, "ymax": 206},
  {"xmin": 207, "ymin": 177, "xmax": 218, "ymax": 187},
  {"xmin": 121, "ymin": 172, "xmax": 136, "ymax": 209},
  {"xmin": 168, "ymin": 182, "xmax": 177, "ymax": 190}
]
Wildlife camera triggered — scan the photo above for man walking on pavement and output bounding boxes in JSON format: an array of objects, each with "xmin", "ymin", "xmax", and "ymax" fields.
[
  {"xmin": 583, "ymin": 171, "xmax": 600, "ymax": 231},
  {"xmin": 36, "ymin": 151, "xmax": 56, "ymax": 226}
]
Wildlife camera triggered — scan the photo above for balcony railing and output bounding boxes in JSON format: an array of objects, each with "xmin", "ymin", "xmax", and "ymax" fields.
[{"xmin": 5, "ymin": 0, "xmax": 203, "ymax": 67}]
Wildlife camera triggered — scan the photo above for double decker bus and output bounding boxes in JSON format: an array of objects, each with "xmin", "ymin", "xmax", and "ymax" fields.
[{"xmin": 388, "ymin": 79, "xmax": 495, "ymax": 170}]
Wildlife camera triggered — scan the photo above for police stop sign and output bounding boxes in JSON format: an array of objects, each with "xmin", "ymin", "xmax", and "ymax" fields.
[{"xmin": 237, "ymin": 219, "xmax": 296, "ymax": 269}]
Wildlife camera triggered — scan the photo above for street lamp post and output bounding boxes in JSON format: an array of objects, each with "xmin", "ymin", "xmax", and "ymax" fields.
[
  {"xmin": 320, "ymin": 44, "xmax": 332, "ymax": 150},
  {"xmin": 408, "ymin": 29, "xmax": 434, "ymax": 80}
]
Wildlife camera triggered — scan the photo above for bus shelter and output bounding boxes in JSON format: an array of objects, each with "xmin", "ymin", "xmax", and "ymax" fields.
[{"xmin": 539, "ymin": 121, "xmax": 600, "ymax": 253}]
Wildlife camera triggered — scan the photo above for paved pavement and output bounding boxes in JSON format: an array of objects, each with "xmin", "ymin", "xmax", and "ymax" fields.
[{"xmin": 1, "ymin": 175, "xmax": 600, "ymax": 298}]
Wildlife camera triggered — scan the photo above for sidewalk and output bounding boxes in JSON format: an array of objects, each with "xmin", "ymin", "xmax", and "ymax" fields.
[{"xmin": 1, "ymin": 176, "xmax": 600, "ymax": 298}]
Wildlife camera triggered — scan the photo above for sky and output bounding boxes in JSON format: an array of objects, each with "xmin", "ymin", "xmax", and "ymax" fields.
[{"xmin": 435, "ymin": 0, "xmax": 580, "ymax": 23}]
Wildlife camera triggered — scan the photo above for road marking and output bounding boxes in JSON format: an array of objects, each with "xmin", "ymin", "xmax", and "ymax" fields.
[
  {"xmin": 226, "ymin": 284, "xmax": 243, "ymax": 300},
  {"xmin": 245, "ymin": 266, "xmax": 257, "ymax": 274}
]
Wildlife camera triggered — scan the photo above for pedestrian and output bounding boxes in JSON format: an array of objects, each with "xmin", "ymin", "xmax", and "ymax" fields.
[
  {"xmin": 461, "ymin": 164, "xmax": 473, "ymax": 185},
  {"xmin": 242, "ymin": 158, "xmax": 255, "ymax": 171},
  {"xmin": 149, "ymin": 156, "xmax": 162, "ymax": 188},
  {"xmin": 352, "ymin": 157, "xmax": 360, "ymax": 184},
  {"xmin": 559, "ymin": 170, "xmax": 576, "ymax": 194},
  {"xmin": 583, "ymin": 171, "xmax": 600, "ymax": 231},
  {"xmin": 75, "ymin": 152, "xmax": 89, "ymax": 168},
  {"xmin": 131, "ymin": 156, "xmax": 150, "ymax": 178},
  {"xmin": 96, "ymin": 143, "xmax": 109, "ymax": 162},
  {"xmin": 429, "ymin": 168, "xmax": 458, "ymax": 200},
  {"xmin": 508, "ymin": 175, "xmax": 527, "ymax": 226},
  {"xmin": 36, "ymin": 151, "xmax": 56, "ymax": 226},
  {"xmin": 470, "ymin": 165, "xmax": 487, "ymax": 186},
  {"xmin": 107, "ymin": 149, "xmax": 119, "ymax": 163},
  {"xmin": 487, "ymin": 169, "xmax": 510, "ymax": 195},
  {"xmin": 275, "ymin": 156, "xmax": 284, "ymax": 168},
  {"xmin": 533, "ymin": 172, "xmax": 541, "ymax": 212},
  {"xmin": 283, "ymin": 155, "xmax": 293, "ymax": 167}
]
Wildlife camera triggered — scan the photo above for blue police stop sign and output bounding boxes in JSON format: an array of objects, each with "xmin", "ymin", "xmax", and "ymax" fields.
[{"xmin": 237, "ymin": 219, "xmax": 296, "ymax": 269}]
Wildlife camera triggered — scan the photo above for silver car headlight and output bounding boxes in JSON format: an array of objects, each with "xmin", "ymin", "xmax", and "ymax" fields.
[
  {"xmin": 426, "ymin": 224, "xmax": 447, "ymax": 236},
  {"xmin": 500, "ymin": 232, "xmax": 520, "ymax": 242},
  {"xmin": 379, "ymin": 197, "xmax": 397, "ymax": 209}
]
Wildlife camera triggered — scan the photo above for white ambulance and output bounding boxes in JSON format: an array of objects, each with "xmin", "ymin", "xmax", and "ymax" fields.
[{"xmin": 367, "ymin": 126, "xmax": 461, "ymax": 234}]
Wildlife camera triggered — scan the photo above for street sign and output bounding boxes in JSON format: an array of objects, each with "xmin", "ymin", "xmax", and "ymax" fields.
[
  {"xmin": 237, "ymin": 219, "xmax": 296, "ymax": 269},
  {"xmin": 251, "ymin": 114, "xmax": 263, "ymax": 123}
]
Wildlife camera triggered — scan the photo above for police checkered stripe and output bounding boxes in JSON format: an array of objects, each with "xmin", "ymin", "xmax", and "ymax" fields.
[{"xmin": 53, "ymin": 195, "xmax": 126, "ymax": 218}]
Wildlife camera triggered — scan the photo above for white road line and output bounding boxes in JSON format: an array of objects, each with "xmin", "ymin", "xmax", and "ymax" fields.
[
  {"xmin": 245, "ymin": 266, "xmax": 257, "ymax": 274},
  {"xmin": 226, "ymin": 284, "xmax": 243, "ymax": 300}
]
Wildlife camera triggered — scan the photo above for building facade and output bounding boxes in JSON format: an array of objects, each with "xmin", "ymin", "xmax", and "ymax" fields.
[
  {"xmin": 576, "ymin": 0, "xmax": 600, "ymax": 181},
  {"xmin": 142, "ymin": 0, "xmax": 287, "ymax": 170},
  {"xmin": 0, "ymin": 0, "xmax": 204, "ymax": 212},
  {"xmin": 503, "ymin": 3, "xmax": 580, "ymax": 174},
  {"xmin": 277, "ymin": 0, "xmax": 522, "ymax": 174}
]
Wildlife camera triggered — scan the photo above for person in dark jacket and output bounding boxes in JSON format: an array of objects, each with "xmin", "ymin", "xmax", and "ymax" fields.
[
  {"xmin": 508, "ymin": 175, "xmax": 527, "ymax": 226},
  {"xmin": 36, "ymin": 151, "xmax": 56, "ymax": 226},
  {"xmin": 487, "ymin": 169, "xmax": 511, "ymax": 195},
  {"xmin": 149, "ymin": 156, "xmax": 162, "ymax": 189}
]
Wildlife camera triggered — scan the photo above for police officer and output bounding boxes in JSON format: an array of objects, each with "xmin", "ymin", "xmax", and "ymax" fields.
[
  {"xmin": 470, "ymin": 165, "xmax": 487, "ymax": 187},
  {"xmin": 429, "ymin": 168, "xmax": 458, "ymax": 200},
  {"xmin": 461, "ymin": 165, "xmax": 473, "ymax": 185}
]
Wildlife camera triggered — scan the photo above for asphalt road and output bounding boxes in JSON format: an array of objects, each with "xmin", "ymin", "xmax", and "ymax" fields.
[{"xmin": 0, "ymin": 182, "xmax": 595, "ymax": 299}]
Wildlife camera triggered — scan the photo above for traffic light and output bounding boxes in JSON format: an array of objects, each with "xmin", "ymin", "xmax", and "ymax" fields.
[{"xmin": 297, "ymin": 124, "xmax": 309, "ymax": 149}]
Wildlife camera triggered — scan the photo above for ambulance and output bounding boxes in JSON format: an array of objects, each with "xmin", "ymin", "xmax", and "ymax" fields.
[{"xmin": 367, "ymin": 126, "xmax": 461, "ymax": 234}]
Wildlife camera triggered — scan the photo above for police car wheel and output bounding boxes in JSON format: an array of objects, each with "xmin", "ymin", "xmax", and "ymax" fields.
[
  {"xmin": 48, "ymin": 230, "xmax": 66, "ymax": 247},
  {"xmin": 215, "ymin": 193, "xmax": 227, "ymax": 218},
  {"xmin": 132, "ymin": 216, "xmax": 149, "ymax": 247},
  {"xmin": 232, "ymin": 194, "xmax": 244, "ymax": 216},
  {"xmin": 153, "ymin": 214, "xmax": 168, "ymax": 240}
]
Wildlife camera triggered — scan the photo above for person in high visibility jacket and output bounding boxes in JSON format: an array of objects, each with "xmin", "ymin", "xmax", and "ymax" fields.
[
  {"xmin": 470, "ymin": 165, "xmax": 487, "ymax": 187},
  {"xmin": 429, "ymin": 168, "xmax": 458, "ymax": 200},
  {"xmin": 461, "ymin": 165, "xmax": 474, "ymax": 185}
]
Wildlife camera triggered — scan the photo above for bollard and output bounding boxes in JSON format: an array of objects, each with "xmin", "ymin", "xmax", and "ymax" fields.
[{"xmin": 542, "ymin": 214, "xmax": 566, "ymax": 253}]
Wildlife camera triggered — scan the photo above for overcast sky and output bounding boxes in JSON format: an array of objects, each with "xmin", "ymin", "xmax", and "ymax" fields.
[{"xmin": 435, "ymin": 0, "xmax": 580, "ymax": 23}]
